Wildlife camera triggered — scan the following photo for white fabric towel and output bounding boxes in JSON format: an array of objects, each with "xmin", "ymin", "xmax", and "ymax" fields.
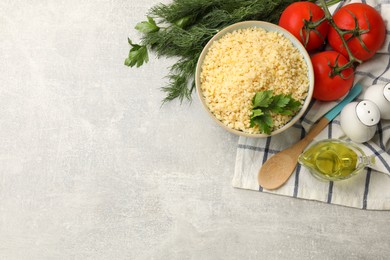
[{"xmin": 232, "ymin": 0, "xmax": 390, "ymax": 210}]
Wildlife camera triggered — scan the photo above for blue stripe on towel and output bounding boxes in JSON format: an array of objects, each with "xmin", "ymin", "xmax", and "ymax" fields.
[
  {"xmin": 327, "ymin": 121, "xmax": 334, "ymax": 203},
  {"xmin": 301, "ymin": 100, "xmax": 316, "ymax": 125},
  {"xmin": 327, "ymin": 182, "xmax": 334, "ymax": 204},
  {"xmin": 301, "ymin": 99, "xmax": 316, "ymax": 121},
  {"xmin": 335, "ymin": 1, "xmax": 345, "ymax": 12},
  {"xmin": 293, "ymin": 126, "xmax": 306, "ymax": 197},
  {"xmin": 373, "ymin": 43, "xmax": 390, "ymax": 85},
  {"xmin": 377, "ymin": 121, "xmax": 386, "ymax": 151},
  {"xmin": 363, "ymin": 168, "xmax": 372, "ymax": 210},
  {"xmin": 355, "ymin": 71, "xmax": 390, "ymax": 83},
  {"xmin": 237, "ymin": 143, "xmax": 279, "ymax": 154}
]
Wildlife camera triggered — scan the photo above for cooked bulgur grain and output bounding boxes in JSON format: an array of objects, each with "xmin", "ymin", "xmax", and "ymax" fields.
[{"xmin": 200, "ymin": 27, "xmax": 309, "ymax": 134}]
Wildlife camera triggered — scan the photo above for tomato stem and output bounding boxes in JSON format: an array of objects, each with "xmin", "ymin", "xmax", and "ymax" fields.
[
  {"xmin": 301, "ymin": 13, "xmax": 328, "ymax": 48},
  {"xmin": 318, "ymin": 0, "xmax": 364, "ymax": 77},
  {"xmin": 324, "ymin": 0, "xmax": 343, "ymax": 7}
]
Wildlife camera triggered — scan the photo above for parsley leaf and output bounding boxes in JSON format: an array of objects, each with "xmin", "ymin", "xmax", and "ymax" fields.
[
  {"xmin": 125, "ymin": 39, "xmax": 149, "ymax": 67},
  {"xmin": 270, "ymin": 94, "xmax": 290, "ymax": 113},
  {"xmin": 250, "ymin": 90, "xmax": 302, "ymax": 135},
  {"xmin": 251, "ymin": 109, "xmax": 264, "ymax": 118},
  {"xmin": 250, "ymin": 113, "xmax": 273, "ymax": 134},
  {"xmin": 135, "ymin": 16, "xmax": 160, "ymax": 33},
  {"xmin": 282, "ymin": 96, "xmax": 301, "ymax": 115},
  {"xmin": 253, "ymin": 90, "xmax": 273, "ymax": 108}
]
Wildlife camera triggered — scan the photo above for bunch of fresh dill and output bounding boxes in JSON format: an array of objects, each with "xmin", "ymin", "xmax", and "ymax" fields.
[{"xmin": 125, "ymin": 0, "xmax": 311, "ymax": 103}]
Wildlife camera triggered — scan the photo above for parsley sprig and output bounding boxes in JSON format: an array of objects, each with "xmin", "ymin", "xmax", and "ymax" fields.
[
  {"xmin": 250, "ymin": 90, "xmax": 301, "ymax": 135},
  {"xmin": 135, "ymin": 16, "xmax": 160, "ymax": 34},
  {"xmin": 125, "ymin": 39, "xmax": 149, "ymax": 68}
]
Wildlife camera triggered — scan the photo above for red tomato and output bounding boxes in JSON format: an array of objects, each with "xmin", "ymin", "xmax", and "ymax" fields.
[
  {"xmin": 328, "ymin": 3, "xmax": 386, "ymax": 61},
  {"xmin": 279, "ymin": 2, "xmax": 329, "ymax": 51},
  {"xmin": 311, "ymin": 51, "xmax": 354, "ymax": 101}
]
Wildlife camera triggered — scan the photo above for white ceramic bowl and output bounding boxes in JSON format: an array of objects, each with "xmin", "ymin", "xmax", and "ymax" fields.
[{"xmin": 195, "ymin": 21, "xmax": 314, "ymax": 138}]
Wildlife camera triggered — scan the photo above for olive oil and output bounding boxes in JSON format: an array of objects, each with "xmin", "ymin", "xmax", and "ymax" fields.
[{"xmin": 300, "ymin": 141, "xmax": 358, "ymax": 179}]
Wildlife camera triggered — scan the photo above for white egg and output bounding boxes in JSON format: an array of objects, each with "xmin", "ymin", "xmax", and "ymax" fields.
[
  {"xmin": 363, "ymin": 83, "xmax": 390, "ymax": 120},
  {"xmin": 340, "ymin": 100, "xmax": 380, "ymax": 143}
]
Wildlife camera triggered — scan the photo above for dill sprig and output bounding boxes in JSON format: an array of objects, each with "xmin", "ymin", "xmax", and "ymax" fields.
[
  {"xmin": 162, "ymin": 56, "xmax": 199, "ymax": 103},
  {"xmin": 125, "ymin": 0, "xmax": 313, "ymax": 103}
]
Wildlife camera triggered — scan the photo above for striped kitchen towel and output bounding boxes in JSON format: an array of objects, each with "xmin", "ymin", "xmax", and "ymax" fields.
[{"xmin": 232, "ymin": 0, "xmax": 390, "ymax": 210}]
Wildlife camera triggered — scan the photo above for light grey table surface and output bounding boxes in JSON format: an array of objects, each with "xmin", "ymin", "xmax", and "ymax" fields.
[{"xmin": 0, "ymin": 1, "xmax": 389, "ymax": 259}]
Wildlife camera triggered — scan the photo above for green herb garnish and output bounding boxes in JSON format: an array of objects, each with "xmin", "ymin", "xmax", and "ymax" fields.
[
  {"xmin": 125, "ymin": 0, "xmax": 314, "ymax": 103},
  {"xmin": 124, "ymin": 39, "xmax": 149, "ymax": 68},
  {"xmin": 250, "ymin": 90, "xmax": 301, "ymax": 135},
  {"xmin": 135, "ymin": 16, "xmax": 160, "ymax": 34}
]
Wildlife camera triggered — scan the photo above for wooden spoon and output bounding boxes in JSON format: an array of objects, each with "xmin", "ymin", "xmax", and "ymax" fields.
[{"xmin": 258, "ymin": 83, "xmax": 363, "ymax": 190}]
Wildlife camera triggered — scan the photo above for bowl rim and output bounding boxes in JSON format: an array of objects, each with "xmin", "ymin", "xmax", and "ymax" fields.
[{"xmin": 195, "ymin": 20, "xmax": 314, "ymax": 138}]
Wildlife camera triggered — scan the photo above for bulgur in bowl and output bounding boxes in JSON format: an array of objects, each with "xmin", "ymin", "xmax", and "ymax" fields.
[{"xmin": 195, "ymin": 21, "xmax": 314, "ymax": 138}]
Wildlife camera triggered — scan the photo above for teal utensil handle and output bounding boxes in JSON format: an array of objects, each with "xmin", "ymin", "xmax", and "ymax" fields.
[{"xmin": 324, "ymin": 83, "xmax": 363, "ymax": 121}]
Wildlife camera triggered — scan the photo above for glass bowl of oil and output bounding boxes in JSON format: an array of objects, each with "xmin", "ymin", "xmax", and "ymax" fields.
[{"xmin": 298, "ymin": 139, "xmax": 375, "ymax": 181}]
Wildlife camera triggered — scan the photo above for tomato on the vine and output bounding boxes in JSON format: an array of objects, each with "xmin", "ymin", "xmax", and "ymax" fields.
[
  {"xmin": 279, "ymin": 2, "xmax": 329, "ymax": 51},
  {"xmin": 311, "ymin": 51, "xmax": 354, "ymax": 101},
  {"xmin": 328, "ymin": 3, "xmax": 386, "ymax": 61}
]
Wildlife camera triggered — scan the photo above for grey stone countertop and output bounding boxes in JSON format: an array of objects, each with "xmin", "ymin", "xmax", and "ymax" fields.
[{"xmin": 0, "ymin": 1, "xmax": 389, "ymax": 259}]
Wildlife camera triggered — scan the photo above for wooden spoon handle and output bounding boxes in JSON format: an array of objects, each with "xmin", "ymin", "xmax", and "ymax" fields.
[
  {"xmin": 304, "ymin": 117, "xmax": 330, "ymax": 142},
  {"xmin": 288, "ymin": 117, "xmax": 331, "ymax": 154}
]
